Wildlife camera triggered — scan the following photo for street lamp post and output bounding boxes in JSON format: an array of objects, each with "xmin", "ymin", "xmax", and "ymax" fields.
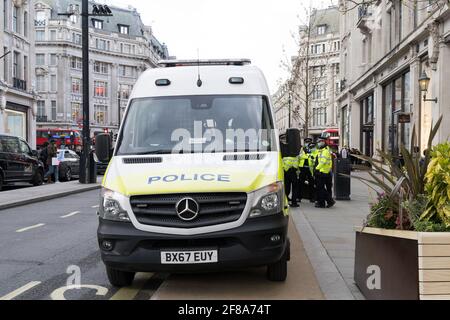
[{"xmin": 59, "ymin": 2, "xmax": 113, "ymax": 184}]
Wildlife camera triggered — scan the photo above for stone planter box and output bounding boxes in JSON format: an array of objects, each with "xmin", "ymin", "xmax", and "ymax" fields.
[{"xmin": 354, "ymin": 227, "xmax": 450, "ymax": 300}]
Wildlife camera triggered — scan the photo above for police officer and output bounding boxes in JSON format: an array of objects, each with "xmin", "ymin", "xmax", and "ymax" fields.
[
  {"xmin": 282, "ymin": 154, "xmax": 300, "ymax": 208},
  {"xmin": 298, "ymin": 138, "xmax": 315, "ymax": 203},
  {"xmin": 314, "ymin": 138, "xmax": 336, "ymax": 208}
]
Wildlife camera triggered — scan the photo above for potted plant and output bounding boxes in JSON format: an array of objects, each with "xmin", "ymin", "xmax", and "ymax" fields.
[{"xmin": 352, "ymin": 116, "xmax": 450, "ymax": 300}]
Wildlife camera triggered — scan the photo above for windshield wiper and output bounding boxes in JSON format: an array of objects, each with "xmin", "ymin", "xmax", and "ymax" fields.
[{"xmin": 133, "ymin": 150, "xmax": 174, "ymax": 155}]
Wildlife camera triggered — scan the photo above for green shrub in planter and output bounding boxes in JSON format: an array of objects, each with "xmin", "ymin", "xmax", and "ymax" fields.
[
  {"xmin": 403, "ymin": 194, "xmax": 449, "ymax": 232},
  {"xmin": 420, "ymin": 142, "xmax": 450, "ymax": 228}
]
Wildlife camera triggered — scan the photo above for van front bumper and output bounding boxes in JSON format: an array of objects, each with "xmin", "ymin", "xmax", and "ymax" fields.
[{"xmin": 98, "ymin": 214, "xmax": 289, "ymax": 273}]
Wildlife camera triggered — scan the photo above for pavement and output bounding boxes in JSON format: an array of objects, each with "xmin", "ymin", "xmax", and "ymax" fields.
[
  {"xmin": 0, "ymin": 177, "xmax": 102, "ymax": 210},
  {"xmin": 290, "ymin": 171, "xmax": 373, "ymax": 300}
]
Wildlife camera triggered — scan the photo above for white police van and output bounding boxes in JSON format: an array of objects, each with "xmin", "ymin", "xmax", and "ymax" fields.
[{"xmin": 96, "ymin": 59, "xmax": 301, "ymax": 287}]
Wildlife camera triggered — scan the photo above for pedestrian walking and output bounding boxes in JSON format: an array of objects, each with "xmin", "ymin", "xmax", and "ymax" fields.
[
  {"xmin": 44, "ymin": 140, "xmax": 59, "ymax": 183},
  {"xmin": 314, "ymin": 138, "xmax": 336, "ymax": 209},
  {"xmin": 298, "ymin": 138, "xmax": 315, "ymax": 203},
  {"xmin": 39, "ymin": 142, "xmax": 49, "ymax": 173}
]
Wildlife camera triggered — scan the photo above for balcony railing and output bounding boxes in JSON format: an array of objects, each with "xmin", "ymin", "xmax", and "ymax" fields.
[
  {"xmin": 13, "ymin": 78, "xmax": 27, "ymax": 91},
  {"xmin": 37, "ymin": 115, "xmax": 48, "ymax": 123},
  {"xmin": 35, "ymin": 20, "xmax": 46, "ymax": 27}
]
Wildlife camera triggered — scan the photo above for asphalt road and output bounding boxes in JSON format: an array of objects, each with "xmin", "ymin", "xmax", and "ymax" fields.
[{"xmin": 0, "ymin": 190, "xmax": 323, "ymax": 300}]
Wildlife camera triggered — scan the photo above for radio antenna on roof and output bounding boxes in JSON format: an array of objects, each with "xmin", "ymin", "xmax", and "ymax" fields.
[{"xmin": 197, "ymin": 49, "xmax": 202, "ymax": 87}]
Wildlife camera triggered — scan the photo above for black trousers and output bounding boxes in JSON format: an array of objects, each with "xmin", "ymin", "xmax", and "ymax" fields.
[
  {"xmin": 299, "ymin": 167, "xmax": 315, "ymax": 201},
  {"xmin": 285, "ymin": 168, "xmax": 299, "ymax": 204},
  {"xmin": 316, "ymin": 172, "xmax": 333, "ymax": 206}
]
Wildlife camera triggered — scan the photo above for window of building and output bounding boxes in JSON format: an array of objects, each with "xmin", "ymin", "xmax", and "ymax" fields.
[
  {"xmin": 36, "ymin": 30, "xmax": 45, "ymax": 41},
  {"xmin": 36, "ymin": 54, "xmax": 45, "ymax": 66},
  {"xmin": 317, "ymin": 25, "xmax": 326, "ymax": 35},
  {"xmin": 94, "ymin": 105, "xmax": 107, "ymax": 125},
  {"xmin": 36, "ymin": 75, "xmax": 46, "ymax": 91},
  {"xmin": 3, "ymin": 47, "xmax": 8, "ymax": 81},
  {"xmin": 51, "ymin": 101, "xmax": 57, "ymax": 121},
  {"xmin": 313, "ymin": 107, "xmax": 327, "ymax": 127},
  {"xmin": 13, "ymin": 51, "xmax": 19, "ymax": 79},
  {"xmin": 96, "ymin": 39, "xmax": 109, "ymax": 51},
  {"xmin": 118, "ymin": 84, "xmax": 133, "ymax": 100},
  {"xmin": 37, "ymin": 101, "xmax": 46, "ymax": 117},
  {"xmin": 71, "ymin": 78, "xmax": 82, "ymax": 94},
  {"xmin": 71, "ymin": 103, "xmax": 82, "ymax": 122},
  {"xmin": 72, "ymin": 33, "xmax": 82, "ymax": 45},
  {"xmin": 118, "ymin": 65, "xmax": 135, "ymax": 77},
  {"xmin": 119, "ymin": 25, "xmax": 129, "ymax": 35},
  {"xmin": 50, "ymin": 75, "xmax": 57, "ymax": 92},
  {"xmin": 12, "ymin": 5, "xmax": 18, "ymax": 33},
  {"xmin": 382, "ymin": 70, "xmax": 411, "ymax": 155},
  {"xmin": 23, "ymin": 11, "xmax": 28, "ymax": 37},
  {"xmin": 94, "ymin": 81, "xmax": 108, "ymax": 97},
  {"xmin": 92, "ymin": 19, "xmax": 103, "ymax": 29},
  {"xmin": 360, "ymin": 94, "xmax": 374, "ymax": 157},
  {"xmin": 50, "ymin": 30, "xmax": 57, "ymax": 41},
  {"xmin": 94, "ymin": 61, "xmax": 108, "ymax": 74},
  {"xmin": 70, "ymin": 14, "xmax": 78, "ymax": 24},
  {"xmin": 23, "ymin": 56, "xmax": 28, "ymax": 84},
  {"xmin": 70, "ymin": 56, "xmax": 82, "ymax": 70},
  {"xmin": 3, "ymin": 0, "xmax": 7, "ymax": 29},
  {"xmin": 50, "ymin": 54, "xmax": 57, "ymax": 66}
]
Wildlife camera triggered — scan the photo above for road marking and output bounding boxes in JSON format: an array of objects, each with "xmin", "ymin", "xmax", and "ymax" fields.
[
  {"xmin": 91, "ymin": 205, "xmax": 99, "ymax": 209},
  {"xmin": 16, "ymin": 223, "xmax": 45, "ymax": 233},
  {"xmin": 51, "ymin": 285, "xmax": 108, "ymax": 300},
  {"xmin": 60, "ymin": 211, "xmax": 81, "ymax": 219},
  {"xmin": 0, "ymin": 281, "xmax": 41, "ymax": 300},
  {"xmin": 110, "ymin": 273, "xmax": 153, "ymax": 300}
]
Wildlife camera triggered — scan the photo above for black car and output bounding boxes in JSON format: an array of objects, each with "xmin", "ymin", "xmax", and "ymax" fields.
[
  {"xmin": 0, "ymin": 135, "xmax": 45, "ymax": 190},
  {"xmin": 58, "ymin": 149, "xmax": 81, "ymax": 181}
]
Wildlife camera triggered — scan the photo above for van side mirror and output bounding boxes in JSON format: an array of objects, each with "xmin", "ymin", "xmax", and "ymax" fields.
[
  {"xmin": 285, "ymin": 128, "xmax": 301, "ymax": 156},
  {"xmin": 32, "ymin": 150, "xmax": 39, "ymax": 158},
  {"xmin": 95, "ymin": 133, "xmax": 112, "ymax": 163}
]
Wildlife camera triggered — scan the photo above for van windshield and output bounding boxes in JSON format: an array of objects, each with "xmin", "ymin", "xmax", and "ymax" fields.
[{"xmin": 116, "ymin": 95, "xmax": 276, "ymax": 155}]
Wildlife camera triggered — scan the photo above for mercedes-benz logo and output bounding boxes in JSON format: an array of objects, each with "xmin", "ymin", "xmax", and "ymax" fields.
[{"xmin": 175, "ymin": 198, "xmax": 200, "ymax": 221}]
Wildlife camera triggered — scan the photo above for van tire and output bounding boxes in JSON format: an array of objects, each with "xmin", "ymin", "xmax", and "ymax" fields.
[
  {"xmin": 106, "ymin": 266, "xmax": 135, "ymax": 287},
  {"xmin": 0, "ymin": 174, "xmax": 3, "ymax": 191},
  {"xmin": 267, "ymin": 244, "xmax": 289, "ymax": 282}
]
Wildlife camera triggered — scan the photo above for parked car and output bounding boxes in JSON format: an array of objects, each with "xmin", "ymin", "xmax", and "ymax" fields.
[
  {"xmin": 58, "ymin": 149, "xmax": 81, "ymax": 182},
  {"xmin": 0, "ymin": 134, "xmax": 45, "ymax": 190}
]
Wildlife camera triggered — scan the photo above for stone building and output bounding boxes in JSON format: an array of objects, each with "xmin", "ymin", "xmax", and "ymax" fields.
[
  {"xmin": 272, "ymin": 80, "xmax": 291, "ymax": 134},
  {"xmin": 338, "ymin": 0, "xmax": 450, "ymax": 157},
  {"xmin": 290, "ymin": 6, "xmax": 341, "ymax": 141},
  {"xmin": 34, "ymin": 0, "xmax": 169, "ymax": 137},
  {"xmin": 0, "ymin": 0, "xmax": 37, "ymax": 147}
]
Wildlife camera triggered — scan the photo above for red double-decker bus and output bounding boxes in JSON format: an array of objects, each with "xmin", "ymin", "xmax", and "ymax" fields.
[
  {"xmin": 321, "ymin": 129, "xmax": 340, "ymax": 152},
  {"xmin": 37, "ymin": 129, "xmax": 82, "ymax": 151}
]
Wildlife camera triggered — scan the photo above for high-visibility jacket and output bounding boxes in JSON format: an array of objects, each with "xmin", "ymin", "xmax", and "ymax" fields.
[
  {"xmin": 282, "ymin": 157, "xmax": 299, "ymax": 172},
  {"xmin": 298, "ymin": 148, "xmax": 312, "ymax": 168},
  {"xmin": 316, "ymin": 147, "xmax": 333, "ymax": 174}
]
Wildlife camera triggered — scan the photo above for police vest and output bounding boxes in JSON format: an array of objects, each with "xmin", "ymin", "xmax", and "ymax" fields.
[{"xmin": 316, "ymin": 147, "xmax": 333, "ymax": 174}]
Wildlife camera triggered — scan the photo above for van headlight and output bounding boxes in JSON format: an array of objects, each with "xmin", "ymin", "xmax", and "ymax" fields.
[
  {"xmin": 248, "ymin": 182, "xmax": 284, "ymax": 218},
  {"xmin": 99, "ymin": 188, "xmax": 130, "ymax": 222}
]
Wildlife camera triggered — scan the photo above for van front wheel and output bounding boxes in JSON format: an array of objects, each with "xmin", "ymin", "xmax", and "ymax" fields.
[
  {"xmin": 267, "ymin": 247, "xmax": 288, "ymax": 282},
  {"xmin": 106, "ymin": 266, "xmax": 135, "ymax": 287}
]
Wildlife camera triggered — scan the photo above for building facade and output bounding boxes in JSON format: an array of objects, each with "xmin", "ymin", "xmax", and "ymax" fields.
[
  {"xmin": 1, "ymin": 0, "xmax": 37, "ymax": 148},
  {"xmin": 34, "ymin": 0, "xmax": 169, "ymax": 138},
  {"xmin": 338, "ymin": 0, "xmax": 450, "ymax": 157},
  {"xmin": 290, "ymin": 6, "xmax": 341, "ymax": 141},
  {"xmin": 272, "ymin": 80, "xmax": 291, "ymax": 134}
]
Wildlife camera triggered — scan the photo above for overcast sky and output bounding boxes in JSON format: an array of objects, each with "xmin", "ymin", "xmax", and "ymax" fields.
[{"xmin": 103, "ymin": 0, "xmax": 334, "ymax": 94}]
